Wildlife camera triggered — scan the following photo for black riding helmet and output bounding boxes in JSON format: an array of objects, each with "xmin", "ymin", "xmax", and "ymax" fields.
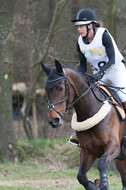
[
  {"xmin": 71, "ymin": 9, "xmax": 97, "ymax": 26},
  {"xmin": 71, "ymin": 9, "xmax": 97, "ymax": 38}
]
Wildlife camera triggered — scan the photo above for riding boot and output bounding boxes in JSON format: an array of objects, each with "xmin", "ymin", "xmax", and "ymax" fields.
[
  {"xmin": 122, "ymin": 101, "xmax": 126, "ymax": 150},
  {"xmin": 122, "ymin": 101, "xmax": 126, "ymax": 112}
]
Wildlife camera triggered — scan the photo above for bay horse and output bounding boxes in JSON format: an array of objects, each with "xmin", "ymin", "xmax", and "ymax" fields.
[{"xmin": 41, "ymin": 59, "xmax": 126, "ymax": 190}]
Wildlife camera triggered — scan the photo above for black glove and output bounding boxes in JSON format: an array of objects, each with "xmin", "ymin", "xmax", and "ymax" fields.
[{"xmin": 91, "ymin": 71, "xmax": 104, "ymax": 82}]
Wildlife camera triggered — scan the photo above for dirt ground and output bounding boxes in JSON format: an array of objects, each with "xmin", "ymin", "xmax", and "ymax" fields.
[{"xmin": 0, "ymin": 178, "xmax": 79, "ymax": 188}]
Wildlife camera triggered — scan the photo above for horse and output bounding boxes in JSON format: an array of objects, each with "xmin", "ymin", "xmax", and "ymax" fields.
[{"xmin": 41, "ymin": 59, "xmax": 126, "ymax": 190}]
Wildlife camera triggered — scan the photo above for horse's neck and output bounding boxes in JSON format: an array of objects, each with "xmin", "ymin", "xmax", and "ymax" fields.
[
  {"xmin": 69, "ymin": 71, "xmax": 101, "ymax": 122},
  {"xmin": 74, "ymin": 85, "xmax": 95, "ymax": 121}
]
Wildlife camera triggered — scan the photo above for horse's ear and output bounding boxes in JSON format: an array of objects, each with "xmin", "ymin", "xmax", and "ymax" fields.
[
  {"xmin": 40, "ymin": 61, "xmax": 51, "ymax": 75},
  {"xmin": 55, "ymin": 59, "xmax": 63, "ymax": 73}
]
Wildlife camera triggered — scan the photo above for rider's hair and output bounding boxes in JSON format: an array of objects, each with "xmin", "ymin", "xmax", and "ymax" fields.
[{"xmin": 94, "ymin": 21, "xmax": 103, "ymax": 27}]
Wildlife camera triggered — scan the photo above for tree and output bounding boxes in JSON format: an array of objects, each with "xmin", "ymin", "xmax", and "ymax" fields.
[
  {"xmin": 0, "ymin": 0, "xmax": 16, "ymax": 160},
  {"xmin": 21, "ymin": 0, "xmax": 70, "ymax": 139}
]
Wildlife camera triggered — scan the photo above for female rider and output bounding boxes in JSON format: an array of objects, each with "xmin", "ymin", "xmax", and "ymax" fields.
[{"xmin": 71, "ymin": 8, "xmax": 126, "ymax": 112}]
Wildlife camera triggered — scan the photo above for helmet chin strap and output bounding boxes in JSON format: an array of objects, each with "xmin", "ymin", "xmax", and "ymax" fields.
[
  {"xmin": 85, "ymin": 25, "xmax": 89, "ymax": 37},
  {"xmin": 85, "ymin": 25, "xmax": 92, "ymax": 38},
  {"xmin": 85, "ymin": 25, "xmax": 95, "ymax": 38}
]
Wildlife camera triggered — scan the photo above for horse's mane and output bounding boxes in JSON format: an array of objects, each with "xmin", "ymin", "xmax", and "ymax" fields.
[{"xmin": 63, "ymin": 65, "xmax": 89, "ymax": 84}]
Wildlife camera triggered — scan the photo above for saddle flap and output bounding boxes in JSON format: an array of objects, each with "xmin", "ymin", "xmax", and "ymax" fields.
[{"xmin": 99, "ymin": 85, "xmax": 126, "ymax": 120}]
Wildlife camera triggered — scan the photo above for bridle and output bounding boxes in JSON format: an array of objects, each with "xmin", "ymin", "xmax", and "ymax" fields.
[
  {"xmin": 47, "ymin": 77, "xmax": 75, "ymax": 118},
  {"xmin": 47, "ymin": 75, "xmax": 93, "ymax": 118}
]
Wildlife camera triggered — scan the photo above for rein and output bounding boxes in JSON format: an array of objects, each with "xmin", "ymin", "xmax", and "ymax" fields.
[
  {"xmin": 48, "ymin": 76, "xmax": 94, "ymax": 118},
  {"xmin": 67, "ymin": 83, "xmax": 93, "ymax": 109}
]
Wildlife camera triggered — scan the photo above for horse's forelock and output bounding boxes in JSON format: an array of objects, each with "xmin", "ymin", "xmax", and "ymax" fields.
[
  {"xmin": 45, "ymin": 67, "xmax": 66, "ymax": 89},
  {"xmin": 45, "ymin": 65, "xmax": 89, "ymax": 89}
]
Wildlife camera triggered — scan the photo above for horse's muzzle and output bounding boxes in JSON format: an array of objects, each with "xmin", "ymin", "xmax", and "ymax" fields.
[{"xmin": 48, "ymin": 117, "xmax": 63, "ymax": 128}]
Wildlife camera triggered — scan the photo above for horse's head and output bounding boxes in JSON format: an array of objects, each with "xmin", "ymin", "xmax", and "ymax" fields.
[{"xmin": 41, "ymin": 60, "xmax": 74, "ymax": 128}]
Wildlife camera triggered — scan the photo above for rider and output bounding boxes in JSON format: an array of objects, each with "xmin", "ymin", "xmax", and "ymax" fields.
[{"xmin": 71, "ymin": 8, "xmax": 126, "ymax": 113}]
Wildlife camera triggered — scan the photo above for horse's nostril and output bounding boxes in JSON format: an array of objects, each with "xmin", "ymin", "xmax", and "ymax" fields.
[
  {"xmin": 48, "ymin": 117, "xmax": 62, "ymax": 128},
  {"xmin": 53, "ymin": 117, "xmax": 60, "ymax": 125}
]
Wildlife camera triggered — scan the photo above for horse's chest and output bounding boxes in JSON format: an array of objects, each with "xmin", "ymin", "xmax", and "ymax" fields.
[{"xmin": 77, "ymin": 131, "xmax": 104, "ymax": 157}]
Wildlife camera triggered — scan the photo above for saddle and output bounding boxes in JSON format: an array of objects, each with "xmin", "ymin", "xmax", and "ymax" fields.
[{"xmin": 98, "ymin": 85, "xmax": 126, "ymax": 120}]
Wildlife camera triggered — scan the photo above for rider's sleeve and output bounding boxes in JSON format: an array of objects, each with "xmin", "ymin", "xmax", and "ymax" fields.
[
  {"xmin": 77, "ymin": 42, "xmax": 87, "ymax": 74},
  {"xmin": 100, "ymin": 30, "xmax": 115, "ymax": 73}
]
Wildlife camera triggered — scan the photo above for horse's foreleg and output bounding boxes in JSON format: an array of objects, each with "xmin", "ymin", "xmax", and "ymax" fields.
[
  {"xmin": 97, "ymin": 153, "xmax": 109, "ymax": 190},
  {"xmin": 98, "ymin": 143, "xmax": 120, "ymax": 190},
  {"xmin": 77, "ymin": 150, "xmax": 100, "ymax": 190},
  {"xmin": 115, "ymin": 159, "xmax": 126, "ymax": 190}
]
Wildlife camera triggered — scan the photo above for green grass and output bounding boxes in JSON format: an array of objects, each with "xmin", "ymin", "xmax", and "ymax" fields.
[{"xmin": 0, "ymin": 138, "xmax": 123, "ymax": 189}]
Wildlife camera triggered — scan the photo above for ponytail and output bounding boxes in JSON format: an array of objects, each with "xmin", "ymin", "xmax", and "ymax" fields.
[{"xmin": 95, "ymin": 21, "xmax": 103, "ymax": 27}]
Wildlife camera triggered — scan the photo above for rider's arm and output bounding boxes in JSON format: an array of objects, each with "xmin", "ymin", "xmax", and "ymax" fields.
[
  {"xmin": 77, "ymin": 42, "xmax": 87, "ymax": 74},
  {"xmin": 100, "ymin": 30, "xmax": 115, "ymax": 73}
]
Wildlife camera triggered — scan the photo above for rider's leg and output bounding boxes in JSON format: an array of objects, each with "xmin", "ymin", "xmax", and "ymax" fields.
[
  {"xmin": 100, "ymin": 62, "xmax": 126, "ymax": 106},
  {"xmin": 122, "ymin": 101, "xmax": 126, "ymax": 112}
]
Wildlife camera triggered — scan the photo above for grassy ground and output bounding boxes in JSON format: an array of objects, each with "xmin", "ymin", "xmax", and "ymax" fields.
[{"xmin": 0, "ymin": 138, "xmax": 122, "ymax": 190}]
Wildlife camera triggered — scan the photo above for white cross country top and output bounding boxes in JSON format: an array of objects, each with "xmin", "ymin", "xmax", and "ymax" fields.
[{"xmin": 78, "ymin": 28, "xmax": 123, "ymax": 71}]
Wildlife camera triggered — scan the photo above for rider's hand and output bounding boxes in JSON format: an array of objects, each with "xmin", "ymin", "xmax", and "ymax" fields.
[{"xmin": 91, "ymin": 71, "xmax": 104, "ymax": 82}]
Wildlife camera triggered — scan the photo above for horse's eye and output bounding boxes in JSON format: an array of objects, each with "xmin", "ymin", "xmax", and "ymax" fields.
[
  {"xmin": 59, "ymin": 87, "xmax": 63, "ymax": 91},
  {"xmin": 56, "ymin": 86, "xmax": 63, "ymax": 91}
]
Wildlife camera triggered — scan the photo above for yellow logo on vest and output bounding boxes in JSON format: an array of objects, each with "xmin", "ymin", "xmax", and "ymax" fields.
[{"xmin": 89, "ymin": 48, "xmax": 104, "ymax": 56}]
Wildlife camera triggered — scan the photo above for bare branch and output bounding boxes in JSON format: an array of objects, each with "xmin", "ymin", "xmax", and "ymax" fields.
[{"xmin": 22, "ymin": 0, "xmax": 70, "ymax": 139}]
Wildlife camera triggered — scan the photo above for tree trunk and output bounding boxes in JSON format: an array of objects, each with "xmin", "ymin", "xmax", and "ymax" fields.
[
  {"xmin": 105, "ymin": 0, "xmax": 116, "ymax": 37},
  {"xmin": 32, "ymin": 100, "xmax": 38, "ymax": 139},
  {"xmin": 0, "ymin": 0, "xmax": 16, "ymax": 160},
  {"xmin": 22, "ymin": 0, "xmax": 70, "ymax": 139}
]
